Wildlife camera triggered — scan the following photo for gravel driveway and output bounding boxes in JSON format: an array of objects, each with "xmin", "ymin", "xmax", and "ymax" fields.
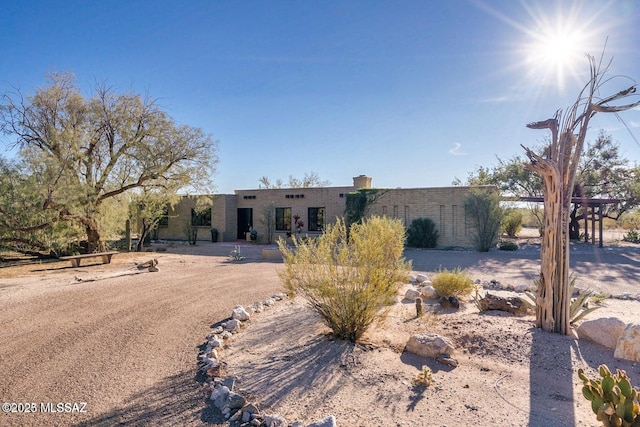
[{"xmin": 1, "ymin": 240, "xmax": 638, "ymax": 426}]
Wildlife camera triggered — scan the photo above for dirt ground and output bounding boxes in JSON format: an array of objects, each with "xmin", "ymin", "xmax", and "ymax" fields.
[{"xmin": 1, "ymin": 233, "xmax": 639, "ymax": 426}]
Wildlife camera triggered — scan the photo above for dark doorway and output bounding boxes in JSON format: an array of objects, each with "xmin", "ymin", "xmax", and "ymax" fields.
[{"xmin": 237, "ymin": 208, "xmax": 253, "ymax": 240}]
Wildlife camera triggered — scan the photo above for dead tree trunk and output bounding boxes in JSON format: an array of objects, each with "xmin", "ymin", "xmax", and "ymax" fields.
[{"xmin": 522, "ymin": 54, "xmax": 639, "ymax": 334}]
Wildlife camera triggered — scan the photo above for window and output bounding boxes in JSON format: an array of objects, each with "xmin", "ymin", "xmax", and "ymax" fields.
[
  {"xmin": 158, "ymin": 205, "xmax": 169, "ymax": 227},
  {"xmin": 191, "ymin": 208, "xmax": 211, "ymax": 227},
  {"xmin": 276, "ymin": 207, "xmax": 291, "ymax": 231},
  {"xmin": 308, "ymin": 207, "xmax": 325, "ymax": 232}
]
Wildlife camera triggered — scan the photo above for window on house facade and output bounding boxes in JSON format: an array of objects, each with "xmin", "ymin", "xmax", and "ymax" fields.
[
  {"xmin": 276, "ymin": 207, "xmax": 291, "ymax": 231},
  {"xmin": 308, "ymin": 207, "xmax": 325, "ymax": 232},
  {"xmin": 158, "ymin": 205, "xmax": 169, "ymax": 227},
  {"xmin": 191, "ymin": 208, "xmax": 211, "ymax": 227}
]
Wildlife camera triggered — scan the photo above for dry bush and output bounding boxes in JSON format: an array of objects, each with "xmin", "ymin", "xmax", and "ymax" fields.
[
  {"xmin": 431, "ymin": 268, "xmax": 475, "ymax": 298},
  {"xmin": 278, "ymin": 216, "xmax": 411, "ymax": 342}
]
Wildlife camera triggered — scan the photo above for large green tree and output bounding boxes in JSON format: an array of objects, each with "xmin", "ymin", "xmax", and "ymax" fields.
[{"xmin": 0, "ymin": 73, "xmax": 217, "ymax": 252}]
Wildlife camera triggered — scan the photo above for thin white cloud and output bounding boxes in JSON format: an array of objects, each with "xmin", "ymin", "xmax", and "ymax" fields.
[
  {"xmin": 449, "ymin": 143, "xmax": 467, "ymax": 156},
  {"xmin": 479, "ymin": 96, "xmax": 509, "ymax": 103}
]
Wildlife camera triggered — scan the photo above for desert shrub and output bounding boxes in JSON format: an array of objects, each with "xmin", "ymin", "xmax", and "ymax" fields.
[
  {"xmin": 278, "ymin": 216, "xmax": 411, "ymax": 342},
  {"xmin": 619, "ymin": 210, "xmax": 640, "ymax": 230},
  {"xmin": 502, "ymin": 210, "xmax": 523, "ymax": 237},
  {"xmin": 622, "ymin": 229, "xmax": 640, "ymax": 244},
  {"xmin": 498, "ymin": 241, "xmax": 518, "ymax": 251},
  {"xmin": 578, "ymin": 364, "xmax": 639, "ymax": 426},
  {"xmin": 406, "ymin": 218, "xmax": 439, "ymax": 248},
  {"xmin": 431, "ymin": 268, "xmax": 475, "ymax": 298},
  {"xmin": 464, "ymin": 188, "xmax": 503, "ymax": 252}
]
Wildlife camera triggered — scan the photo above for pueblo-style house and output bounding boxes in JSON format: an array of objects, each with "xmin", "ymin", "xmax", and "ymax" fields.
[{"xmin": 156, "ymin": 175, "xmax": 488, "ymax": 248}]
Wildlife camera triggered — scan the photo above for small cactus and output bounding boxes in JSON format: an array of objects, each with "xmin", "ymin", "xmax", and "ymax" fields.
[
  {"xmin": 415, "ymin": 365, "xmax": 432, "ymax": 386},
  {"xmin": 578, "ymin": 364, "xmax": 640, "ymax": 426},
  {"xmin": 415, "ymin": 297, "xmax": 423, "ymax": 317}
]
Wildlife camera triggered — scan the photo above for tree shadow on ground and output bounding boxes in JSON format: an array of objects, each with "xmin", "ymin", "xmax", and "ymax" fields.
[
  {"xmin": 528, "ymin": 328, "xmax": 577, "ymax": 427},
  {"xmin": 72, "ymin": 369, "xmax": 224, "ymax": 427}
]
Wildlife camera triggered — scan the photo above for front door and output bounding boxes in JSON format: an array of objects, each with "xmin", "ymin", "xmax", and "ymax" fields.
[{"xmin": 237, "ymin": 208, "xmax": 253, "ymax": 240}]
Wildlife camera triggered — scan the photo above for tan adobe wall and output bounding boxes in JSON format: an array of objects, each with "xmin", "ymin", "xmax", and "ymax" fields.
[
  {"xmin": 235, "ymin": 186, "xmax": 354, "ymax": 243},
  {"xmin": 158, "ymin": 184, "xmax": 495, "ymax": 248},
  {"xmin": 157, "ymin": 195, "xmax": 235, "ymax": 242},
  {"xmin": 367, "ymin": 186, "xmax": 479, "ymax": 247}
]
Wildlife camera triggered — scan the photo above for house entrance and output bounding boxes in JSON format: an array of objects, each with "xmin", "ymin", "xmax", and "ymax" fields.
[{"xmin": 237, "ymin": 208, "xmax": 253, "ymax": 240}]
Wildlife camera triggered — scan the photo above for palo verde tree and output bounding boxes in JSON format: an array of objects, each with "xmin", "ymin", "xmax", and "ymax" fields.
[
  {"xmin": 0, "ymin": 73, "xmax": 217, "ymax": 252},
  {"xmin": 522, "ymin": 54, "xmax": 639, "ymax": 334}
]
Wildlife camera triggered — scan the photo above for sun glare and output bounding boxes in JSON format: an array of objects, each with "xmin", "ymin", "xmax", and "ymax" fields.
[
  {"xmin": 475, "ymin": 0, "xmax": 614, "ymax": 93},
  {"xmin": 527, "ymin": 27, "xmax": 588, "ymax": 90}
]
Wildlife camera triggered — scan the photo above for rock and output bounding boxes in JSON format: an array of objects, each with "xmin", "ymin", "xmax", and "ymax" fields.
[
  {"xmin": 306, "ymin": 415, "xmax": 337, "ymax": 427},
  {"xmin": 272, "ymin": 293, "xmax": 286, "ymax": 301},
  {"xmin": 241, "ymin": 403, "xmax": 259, "ymax": 420},
  {"xmin": 225, "ymin": 318, "xmax": 241, "ymax": 332},
  {"xmin": 252, "ymin": 301, "xmax": 264, "ymax": 313},
  {"xmin": 419, "ymin": 285, "xmax": 438, "ymax": 299},
  {"xmin": 263, "ymin": 413, "xmax": 288, "ymax": 427},
  {"xmin": 408, "ymin": 273, "xmax": 417, "ymax": 283},
  {"xmin": 406, "ymin": 333, "xmax": 455, "ymax": 358},
  {"xmin": 514, "ymin": 283, "xmax": 531, "ymax": 293},
  {"xmin": 209, "ymin": 337, "xmax": 223, "ymax": 349},
  {"xmin": 436, "ymin": 355, "xmax": 459, "ymax": 367},
  {"xmin": 227, "ymin": 391, "xmax": 246, "ymax": 409},
  {"xmin": 211, "ymin": 385, "xmax": 230, "ymax": 409},
  {"xmin": 439, "ymin": 295, "xmax": 459, "ymax": 309},
  {"xmin": 415, "ymin": 273, "xmax": 429, "ymax": 283},
  {"xmin": 264, "ymin": 298, "xmax": 276, "ymax": 307},
  {"xmin": 477, "ymin": 293, "xmax": 527, "ymax": 315},
  {"xmin": 232, "ymin": 305, "xmax": 251, "ymax": 321},
  {"xmin": 576, "ymin": 317, "xmax": 626, "ymax": 349},
  {"xmin": 404, "ymin": 288, "xmax": 421, "ymax": 300},
  {"xmin": 614, "ymin": 323, "xmax": 640, "ymax": 362}
]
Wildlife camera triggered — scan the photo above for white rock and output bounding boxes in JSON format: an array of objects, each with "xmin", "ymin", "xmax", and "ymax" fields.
[
  {"xmin": 614, "ymin": 323, "xmax": 640, "ymax": 362},
  {"xmin": 419, "ymin": 285, "xmax": 439, "ymax": 299},
  {"xmin": 232, "ymin": 305, "xmax": 251, "ymax": 321},
  {"xmin": 306, "ymin": 415, "xmax": 337, "ymax": 427},
  {"xmin": 263, "ymin": 413, "xmax": 288, "ymax": 427},
  {"xmin": 406, "ymin": 333, "xmax": 455, "ymax": 358},
  {"xmin": 404, "ymin": 288, "xmax": 421, "ymax": 300},
  {"xmin": 209, "ymin": 337, "xmax": 223, "ymax": 348},
  {"xmin": 577, "ymin": 317, "xmax": 627, "ymax": 350},
  {"xmin": 225, "ymin": 318, "xmax": 241, "ymax": 332},
  {"xmin": 416, "ymin": 273, "xmax": 429, "ymax": 283},
  {"xmin": 514, "ymin": 283, "xmax": 531, "ymax": 293},
  {"xmin": 264, "ymin": 298, "xmax": 276, "ymax": 307},
  {"xmin": 408, "ymin": 274, "xmax": 417, "ymax": 283}
]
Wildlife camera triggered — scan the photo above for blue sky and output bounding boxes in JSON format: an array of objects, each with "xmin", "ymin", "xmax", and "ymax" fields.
[{"xmin": 1, "ymin": 0, "xmax": 639, "ymax": 193}]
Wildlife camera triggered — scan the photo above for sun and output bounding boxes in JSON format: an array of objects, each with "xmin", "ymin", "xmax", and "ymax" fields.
[
  {"xmin": 525, "ymin": 24, "xmax": 589, "ymax": 91},
  {"xmin": 474, "ymin": 0, "xmax": 610, "ymax": 93}
]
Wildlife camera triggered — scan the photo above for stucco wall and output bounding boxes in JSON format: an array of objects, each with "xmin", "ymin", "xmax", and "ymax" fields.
[
  {"xmin": 156, "ymin": 181, "xmax": 495, "ymax": 248},
  {"xmin": 367, "ymin": 187, "xmax": 474, "ymax": 247}
]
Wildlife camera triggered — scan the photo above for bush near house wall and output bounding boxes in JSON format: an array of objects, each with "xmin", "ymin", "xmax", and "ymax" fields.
[{"xmin": 406, "ymin": 218, "xmax": 439, "ymax": 248}]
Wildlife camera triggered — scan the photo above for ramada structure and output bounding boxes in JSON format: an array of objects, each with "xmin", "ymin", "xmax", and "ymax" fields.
[{"xmin": 157, "ymin": 175, "xmax": 490, "ymax": 248}]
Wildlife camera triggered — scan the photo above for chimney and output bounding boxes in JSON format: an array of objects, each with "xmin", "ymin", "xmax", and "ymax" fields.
[{"xmin": 353, "ymin": 175, "xmax": 372, "ymax": 189}]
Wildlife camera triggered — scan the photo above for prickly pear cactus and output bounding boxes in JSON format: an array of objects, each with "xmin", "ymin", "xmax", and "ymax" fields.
[{"xmin": 578, "ymin": 364, "xmax": 640, "ymax": 426}]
